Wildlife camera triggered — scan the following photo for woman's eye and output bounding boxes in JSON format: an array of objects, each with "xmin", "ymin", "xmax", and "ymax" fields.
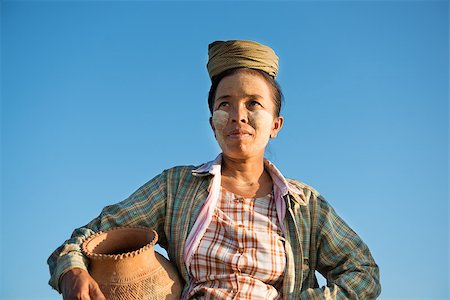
[
  {"xmin": 248, "ymin": 100, "xmax": 262, "ymax": 108},
  {"xmin": 218, "ymin": 102, "xmax": 229, "ymax": 108}
]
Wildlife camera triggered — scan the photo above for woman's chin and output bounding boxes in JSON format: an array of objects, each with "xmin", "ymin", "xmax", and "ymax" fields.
[{"xmin": 221, "ymin": 147, "xmax": 265, "ymax": 160}]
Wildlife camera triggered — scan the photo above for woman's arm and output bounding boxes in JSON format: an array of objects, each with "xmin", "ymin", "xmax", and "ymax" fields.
[
  {"xmin": 47, "ymin": 170, "xmax": 168, "ymax": 293},
  {"xmin": 301, "ymin": 195, "xmax": 381, "ymax": 299}
]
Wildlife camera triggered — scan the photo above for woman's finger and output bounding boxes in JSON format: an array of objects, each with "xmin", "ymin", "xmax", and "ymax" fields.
[{"xmin": 89, "ymin": 282, "xmax": 106, "ymax": 300}]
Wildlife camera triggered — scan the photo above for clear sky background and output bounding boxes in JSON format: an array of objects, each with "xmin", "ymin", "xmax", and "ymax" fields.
[{"xmin": 1, "ymin": 1, "xmax": 448, "ymax": 299}]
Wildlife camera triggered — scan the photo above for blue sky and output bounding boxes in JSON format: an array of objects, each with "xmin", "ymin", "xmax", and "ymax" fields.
[{"xmin": 1, "ymin": 1, "xmax": 448, "ymax": 299}]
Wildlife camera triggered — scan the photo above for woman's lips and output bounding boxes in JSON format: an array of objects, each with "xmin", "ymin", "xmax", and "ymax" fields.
[{"xmin": 227, "ymin": 129, "xmax": 252, "ymax": 139}]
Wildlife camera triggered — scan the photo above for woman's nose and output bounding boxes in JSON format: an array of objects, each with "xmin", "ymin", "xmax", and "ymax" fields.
[{"xmin": 230, "ymin": 106, "xmax": 248, "ymax": 123}]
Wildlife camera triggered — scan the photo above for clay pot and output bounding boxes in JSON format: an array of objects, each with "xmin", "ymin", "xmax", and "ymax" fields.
[{"xmin": 81, "ymin": 227, "xmax": 182, "ymax": 300}]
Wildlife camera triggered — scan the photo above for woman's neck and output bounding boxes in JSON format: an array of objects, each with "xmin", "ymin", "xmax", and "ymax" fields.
[{"xmin": 221, "ymin": 154, "xmax": 272, "ymax": 198}]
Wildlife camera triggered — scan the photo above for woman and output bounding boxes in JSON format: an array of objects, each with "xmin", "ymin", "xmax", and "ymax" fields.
[{"xmin": 48, "ymin": 40, "xmax": 381, "ymax": 299}]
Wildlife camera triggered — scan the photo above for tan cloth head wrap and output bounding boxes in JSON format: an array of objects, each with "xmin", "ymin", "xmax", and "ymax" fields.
[{"xmin": 207, "ymin": 40, "xmax": 279, "ymax": 80}]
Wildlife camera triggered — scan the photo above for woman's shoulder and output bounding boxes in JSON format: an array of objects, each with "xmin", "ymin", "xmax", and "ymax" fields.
[
  {"xmin": 164, "ymin": 164, "xmax": 199, "ymax": 173},
  {"xmin": 135, "ymin": 164, "xmax": 208, "ymax": 197},
  {"xmin": 159, "ymin": 163, "xmax": 212, "ymax": 181},
  {"xmin": 285, "ymin": 178, "xmax": 321, "ymax": 198},
  {"xmin": 285, "ymin": 177, "xmax": 332, "ymax": 208}
]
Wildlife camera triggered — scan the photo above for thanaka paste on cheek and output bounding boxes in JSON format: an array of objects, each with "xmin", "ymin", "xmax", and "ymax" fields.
[
  {"xmin": 248, "ymin": 110, "xmax": 275, "ymax": 148},
  {"xmin": 249, "ymin": 110, "xmax": 274, "ymax": 134},
  {"xmin": 212, "ymin": 110, "xmax": 229, "ymax": 130},
  {"xmin": 212, "ymin": 110, "xmax": 229, "ymax": 146}
]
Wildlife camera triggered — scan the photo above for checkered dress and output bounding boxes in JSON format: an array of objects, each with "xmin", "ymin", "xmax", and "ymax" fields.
[{"xmin": 187, "ymin": 187, "xmax": 286, "ymax": 299}]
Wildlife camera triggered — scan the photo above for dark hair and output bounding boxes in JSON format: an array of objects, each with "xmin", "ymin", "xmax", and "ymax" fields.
[{"xmin": 207, "ymin": 68, "xmax": 284, "ymax": 117}]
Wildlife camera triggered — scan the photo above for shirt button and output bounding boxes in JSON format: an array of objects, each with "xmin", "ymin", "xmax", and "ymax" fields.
[{"xmin": 238, "ymin": 247, "xmax": 245, "ymax": 254}]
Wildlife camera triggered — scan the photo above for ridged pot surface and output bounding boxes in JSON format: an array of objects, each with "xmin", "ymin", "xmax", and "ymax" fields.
[{"xmin": 82, "ymin": 227, "xmax": 182, "ymax": 300}]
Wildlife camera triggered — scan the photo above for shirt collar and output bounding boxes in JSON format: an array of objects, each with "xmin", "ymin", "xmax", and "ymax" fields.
[
  {"xmin": 191, "ymin": 153, "xmax": 222, "ymax": 176},
  {"xmin": 192, "ymin": 154, "xmax": 308, "ymax": 206}
]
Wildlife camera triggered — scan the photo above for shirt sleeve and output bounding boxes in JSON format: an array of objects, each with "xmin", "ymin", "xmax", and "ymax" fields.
[
  {"xmin": 300, "ymin": 195, "xmax": 381, "ymax": 299},
  {"xmin": 47, "ymin": 170, "xmax": 168, "ymax": 292}
]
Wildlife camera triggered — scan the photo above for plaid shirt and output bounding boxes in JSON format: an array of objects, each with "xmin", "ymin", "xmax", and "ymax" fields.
[
  {"xmin": 48, "ymin": 154, "xmax": 381, "ymax": 299},
  {"xmin": 187, "ymin": 187, "xmax": 286, "ymax": 299}
]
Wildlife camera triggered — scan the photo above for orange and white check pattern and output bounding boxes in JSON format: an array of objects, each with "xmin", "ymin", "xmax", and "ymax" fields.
[{"xmin": 187, "ymin": 187, "xmax": 286, "ymax": 299}]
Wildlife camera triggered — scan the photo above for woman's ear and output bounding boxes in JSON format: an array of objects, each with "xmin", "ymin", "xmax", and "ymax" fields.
[{"xmin": 270, "ymin": 116, "xmax": 284, "ymax": 138}]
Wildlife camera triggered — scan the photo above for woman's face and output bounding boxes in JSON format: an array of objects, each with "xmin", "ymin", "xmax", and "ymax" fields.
[{"xmin": 210, "ymin": 71, "xmax": 284, "ymax": 160}]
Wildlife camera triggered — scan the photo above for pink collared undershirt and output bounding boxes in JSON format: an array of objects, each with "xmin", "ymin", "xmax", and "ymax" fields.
[{"xmin": 184, "ymin": 154, "xmax": 302, "ymax": 271}]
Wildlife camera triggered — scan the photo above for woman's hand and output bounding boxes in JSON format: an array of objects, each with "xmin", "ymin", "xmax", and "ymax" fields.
[{"xmin": 60, "ymin": 268, "xmax": 106, "ymax": 300}]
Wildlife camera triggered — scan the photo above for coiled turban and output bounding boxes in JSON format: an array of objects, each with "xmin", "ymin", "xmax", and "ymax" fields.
[{"xmin": 207, "ymin": 40, "xmax": 279, "ymax": 80}]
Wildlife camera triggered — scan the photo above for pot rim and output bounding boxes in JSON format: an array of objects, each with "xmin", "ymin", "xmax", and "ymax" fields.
[{"xmin": 81, "ymin": 226, "xmax": 158, "ymax": 260}]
